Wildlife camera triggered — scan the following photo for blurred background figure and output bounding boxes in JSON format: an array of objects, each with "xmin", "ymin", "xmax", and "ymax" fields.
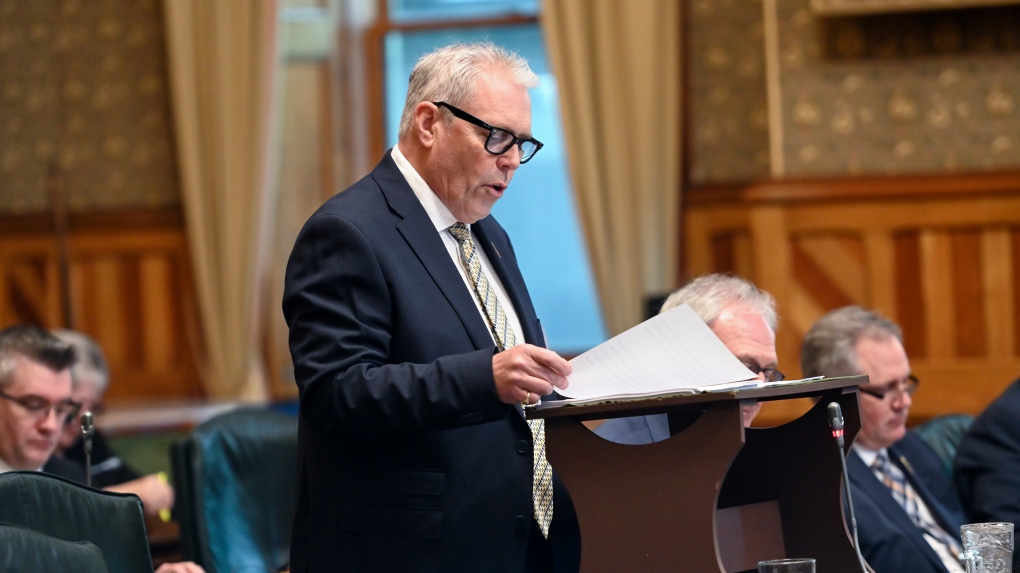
[
  {"xmin": 46, "ymin": 329, "xmax": 174, "ymax": 517},
  {"xmin": 801, "ymin": 306, "xmax": 966, "ymax": 573},
  {"xmin": 954, "ymin": 375, "xmax": 1020, "ymax": 571},
  {"xmin": 595, "ymin": 273, "xmax": 782, "ymax": 444}
]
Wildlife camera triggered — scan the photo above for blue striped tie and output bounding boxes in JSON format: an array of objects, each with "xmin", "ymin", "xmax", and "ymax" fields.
[{"xmin": 448, "ymin": 222, "xmax": 554, "ymax": 538}]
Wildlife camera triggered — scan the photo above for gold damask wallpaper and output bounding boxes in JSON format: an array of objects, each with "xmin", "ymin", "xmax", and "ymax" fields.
[
  {"xmin": 773, "ymin": 0, "xmax": 1020, "ymax": 176},
  {"xmin": 687, "ymin": 0, "xmax": 771, "ymax": 184},
  {"xmin": 0, "ymin": 0, "xmax": 178, "ymax": 214},
  {"xmin": 688, "ymin": 0, "xmax": 1020, "ymax": 182}
]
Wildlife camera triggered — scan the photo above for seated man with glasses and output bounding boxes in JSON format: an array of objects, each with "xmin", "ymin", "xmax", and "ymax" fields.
[
  {"xmin": 595, "ymin": 273, "xmax": 782, "ymax": 444},
  {"xmin": 801, "ymin": 306, "xmax": 967, "ymax": 573},
  {"xmin": 0, "ymin": 325, "xmax": 207, "ymax": 573},
  {"xmin": 0, "ymin": 324, "xmax": 82, "ymax": 478}
]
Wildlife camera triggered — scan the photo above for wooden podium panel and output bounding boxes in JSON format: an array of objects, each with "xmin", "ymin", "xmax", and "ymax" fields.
[{"xmin": 533, "ymin": 376, "xmax": 867, "ymax": 573}]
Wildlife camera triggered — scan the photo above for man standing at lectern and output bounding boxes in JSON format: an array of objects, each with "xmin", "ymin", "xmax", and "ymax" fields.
[
  {"xmin": 283, "ymin": 42, "xmax": 580, "ymax": 572},
  {"xmin": 595, "ymin": 273, "xmax": 782, "ymax": 444},
  {"xmin": 801, "ymin": 306, "xmax": 966, "ymax": 573}
]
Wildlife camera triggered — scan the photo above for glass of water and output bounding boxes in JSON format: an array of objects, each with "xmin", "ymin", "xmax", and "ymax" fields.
[
  {"xmin": 961, "ymin": 522, "xmax": 1014, "ymax": 573},
  {"xmin": 757, "ymin": 558, "xmax": 816, "ymax": 573}
]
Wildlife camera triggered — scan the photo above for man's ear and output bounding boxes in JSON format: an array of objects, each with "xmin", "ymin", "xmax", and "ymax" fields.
[{"xmin": 413, "ymin": 101, "xmax": 440, "ymax": 149}]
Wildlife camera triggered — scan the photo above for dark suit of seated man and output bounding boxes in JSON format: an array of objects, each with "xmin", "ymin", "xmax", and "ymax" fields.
[
  {"xmin": 801, "ymin": 306, "xmax": 967, "ymax": 573},
  {"xmin": 595, "ymin": 273, "xmax": 783, "ymax": 444},
  {"xmin": 955, "ymin": 376, "xmax": 1020, "ymax": 571}
]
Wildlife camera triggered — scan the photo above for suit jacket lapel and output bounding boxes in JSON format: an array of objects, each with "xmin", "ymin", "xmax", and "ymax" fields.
[
  {"xmin": 473, "ymin": 217, "xmax": 543, "ymax": 347},
  {"xmin": 890, "ymin": 445, "xmax": 962, "ymax": 541},
  {"xmin": 848, "ymin": 451, "xmax": 948, "ymax": 572},
  {"xmin": 372, "ymin": 154, "xmax": 494, "ymax": 352}
]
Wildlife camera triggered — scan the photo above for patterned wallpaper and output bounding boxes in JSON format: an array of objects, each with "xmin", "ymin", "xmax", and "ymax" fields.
[
  {"xmin": 774, "ymin": 0, "xmax": 1020, "ymax": 177},
  {"xmin": 687, "ymin": 0, "xmax": 1020, "ymax": 182},
  {"xmin": 687, "ymin": 0, "xmax": 771, "ymax": 184},
  {"xmin": 0, "ymin": 0, "xmax": 179, "ymax": 215}
]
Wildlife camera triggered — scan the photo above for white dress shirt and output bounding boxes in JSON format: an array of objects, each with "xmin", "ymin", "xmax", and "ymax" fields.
[{"xmin": 391, "ymin": 145, "xmax": 525, "ymax": 347}]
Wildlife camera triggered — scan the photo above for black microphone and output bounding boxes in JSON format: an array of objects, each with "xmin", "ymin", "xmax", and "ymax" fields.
[
  {"xmin": 80, "ymin": 411, "xmax": 94, "ymax": 488},
  {"xmin": 827, "ymin": 402, "xmax": 868, "ymax": 573}
]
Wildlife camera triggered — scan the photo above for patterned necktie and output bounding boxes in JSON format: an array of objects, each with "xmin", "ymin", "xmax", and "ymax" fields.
[
  {"xmin": 872, "ymin": 451, "xmax": 964, "ymax": 560},
  {"xmin": 448, "ymin": 222, "xmax": 554, "ymax": 538}
]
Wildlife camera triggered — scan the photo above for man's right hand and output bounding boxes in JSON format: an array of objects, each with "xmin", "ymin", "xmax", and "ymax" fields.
[{"xmin": 492, "ymin": 344, "xmax": 571, "ymax": 405}]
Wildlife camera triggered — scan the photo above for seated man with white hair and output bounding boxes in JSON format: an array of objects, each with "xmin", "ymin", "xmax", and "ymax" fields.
[{"xmin": 595, "ymin": 273, "xmax": 783, "ymax": 444}]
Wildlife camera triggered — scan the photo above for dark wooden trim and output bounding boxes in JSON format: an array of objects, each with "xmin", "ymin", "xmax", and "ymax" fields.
[
  {"xmin": 384, "ymin": 14, "xmax": 538, "ymax": 33},
  {"xmin": 0, "ymin": 207, "xmax": 185, "ymax": 236},
  {"xmin": 686, "ymin": 170, "xmax": 1020, "ymax": 205},
  {"xmin": 678, "ymin": 0, "xmax": 692, "ymax": 287}
]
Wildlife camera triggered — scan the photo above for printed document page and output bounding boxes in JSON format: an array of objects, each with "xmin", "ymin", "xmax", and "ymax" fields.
[{"xmin": 558, "ymin": 304, "xmax": 758, "ymax": 403}]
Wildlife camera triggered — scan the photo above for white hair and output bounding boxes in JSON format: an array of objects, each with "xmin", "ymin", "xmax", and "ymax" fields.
[
  {"xmin": 660, "ymin": 273, "xmax": 778, "ymax": 331},
  {"xmin": 397, "ymin": 42, "xmax": 539, "ymax": 139}
]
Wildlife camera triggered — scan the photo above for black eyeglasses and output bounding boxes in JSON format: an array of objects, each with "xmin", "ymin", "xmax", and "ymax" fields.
[
  {"xmin": 743, "ymin": 363, "xmax": 785, "ymax": 383},
  {"xmin": 433, "ymin": 101, "xmax": 544, "ymax": 164},
  {"xmin": 859, "ymin": 374, "xmax": 919, "ymax": 402},
  {"xmin": 0, "ymin": 389, "xmax": 82, "ymax": 424}
]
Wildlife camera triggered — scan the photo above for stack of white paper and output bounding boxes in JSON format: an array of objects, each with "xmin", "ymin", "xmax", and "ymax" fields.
[{"xmin": 556, "ymin": 304, "xmax": 759, "ymax": 406}]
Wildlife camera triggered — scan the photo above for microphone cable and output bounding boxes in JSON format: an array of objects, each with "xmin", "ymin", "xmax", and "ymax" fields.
[{"xmin": 828, "ymin": 402, "xmax": 869, "ymax": 573}]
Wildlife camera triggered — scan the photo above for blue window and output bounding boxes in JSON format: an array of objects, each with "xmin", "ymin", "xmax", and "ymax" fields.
[{"xmin": 383, "ymin": 21, "xmax": 607, "ymax": 354}]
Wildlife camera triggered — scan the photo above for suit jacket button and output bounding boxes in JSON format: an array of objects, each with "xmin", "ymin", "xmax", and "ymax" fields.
[
  {"xmin": 516, "ymin": 439, "xmax": 530, "ymax": 454},
  {"xmin": 515, "ymin": 515, "xmax": 530, "ymax": 533}
]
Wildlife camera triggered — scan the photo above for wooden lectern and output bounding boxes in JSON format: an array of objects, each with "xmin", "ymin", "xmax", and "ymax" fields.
[{"xmin": 532, "ymin": 376, "xmax": 867, "ymax": 573}]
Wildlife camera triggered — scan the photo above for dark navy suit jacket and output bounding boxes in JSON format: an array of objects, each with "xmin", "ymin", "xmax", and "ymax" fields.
[
  {"xmin": 955, "ymin": 376, "xmax": 1020, "ymax": 570},
  {"xmin": 850, "ymin": 432, "xmax": 967, "ymax": 573},
  {"xmin": 283, "ymin": 152, "xmax": 579, "ymax": 573}
]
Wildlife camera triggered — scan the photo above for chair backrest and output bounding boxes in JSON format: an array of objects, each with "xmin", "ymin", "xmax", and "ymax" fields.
[
  {"xmin": 0, "ymin": 522, "xmax": 111, "ymax": 573},
  {"xmin": 913, "ymin": 413, "xmax": 976, "ymax": 481},
  {"xmin": 0, "ymin": 471, "xmax": 152, "ymax": 573},
  {"xmin": 171, "ymin": 406, "xmax": 298, "ymax": 573}
]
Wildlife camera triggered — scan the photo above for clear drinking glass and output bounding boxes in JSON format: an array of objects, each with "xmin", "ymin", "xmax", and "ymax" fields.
[
  {"xmin": 757, "ymin": 557, "xmax": 816, "ymax": 573},
  {"xmin": 961, "ymin": 522, "xmax": 1014, "ymax": 573}
]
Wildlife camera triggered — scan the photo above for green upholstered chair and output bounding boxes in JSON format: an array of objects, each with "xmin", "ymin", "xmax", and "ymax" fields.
[
  {"xmin": 0, "ymin": 522, "xmax": 111, "ymax": 573},
  {"xmin": 171, "ymin": 407, "xmax": 298, "ymax": 573},
  {"xmin": 0, "ymin": 471, "xmax": 152, "ymax": 573},
  {"xmin": 913, "ymin": 413, "xmax": 975, "ymax": 482}
]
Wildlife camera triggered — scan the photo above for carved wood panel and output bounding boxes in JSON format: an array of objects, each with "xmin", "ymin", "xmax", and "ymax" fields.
[
  {"xmin": 684, "ymin": 173, "xmax": 1020, "ymax": 425},
  {"xmin": 0, "ymin": 212, "xmax": 203, "ymax": 403}
]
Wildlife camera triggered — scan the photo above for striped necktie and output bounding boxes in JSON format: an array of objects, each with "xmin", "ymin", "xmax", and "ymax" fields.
[
  {"xmin": 872, "ymin": 451, "xmax": 963, "ymax": 560},
  {"xmin": 448, "ymin": 222, "xmax": 554, "ymax": 538}
]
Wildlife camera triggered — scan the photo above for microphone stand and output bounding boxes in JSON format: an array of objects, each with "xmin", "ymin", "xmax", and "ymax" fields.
[
  {"xmin": 828, "ymin": 402, "xmax": 869, "ymax": 573},
  {"xmin": 80, "ymin": 411, "xmax": 94, "ymax": 488}
]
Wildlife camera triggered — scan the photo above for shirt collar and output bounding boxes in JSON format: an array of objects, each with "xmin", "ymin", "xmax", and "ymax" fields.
[
  {"xmin": 391, "ymin": 145, "xmax": 460, "ymax": 232},
  {"xmin": 852, "ymin": 443, "xmax": 885, "ymax": 468},
  {"xmin": 0, "ymin": 457, "xmax": 24, "ymax": 474}
]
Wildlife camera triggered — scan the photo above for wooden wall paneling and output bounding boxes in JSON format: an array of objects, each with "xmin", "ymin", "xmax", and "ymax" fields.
[
  {"xmin": 919, "ymin": 230, "xmax": 956, "ymax": 360},
  {"xmin": 90, "ymin": 255, "xmax": 128, "ymax": 370},
  {"xmin": 982, "ymin": 228, "xmax": 1015, "ymax": 358},
  {"xmin": 1015, "ymin": 229, "xmax": 1020, "ymax": 356},
  {"xmin": 748, "ymin": 206, "xmax": 814, "ymax": 422},
  {"xmin": 139, "ymin": 254, "xmax": 175, "ymax": 371},
  {"xmin": 682, "ymin": 210, "xmax": 715, "ymax": 277},
  {"xmin": 0, "ymin": 213, "xmax": 204, "ymax": 404},
  {"xmin": 894, "ymin": 232, "xmax": 926, "ymax": 360},
  {"xmin": 864, "ymin": 229, "xmax": 897, "ymax": 322},
  {"xmin": 732, "ymin": 232, "xmax": 754, "ymax": 279},
  {"xmin": 784, "ymin": 195, "xmax": 1020, "ymax": 233},
  {"xmin": 684, "ymin": 174, "xmax": 1020, "ymax": 425},
  {"xmin": 951, "ymin": 230, "xmax": 985, "ymax": 358}
]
